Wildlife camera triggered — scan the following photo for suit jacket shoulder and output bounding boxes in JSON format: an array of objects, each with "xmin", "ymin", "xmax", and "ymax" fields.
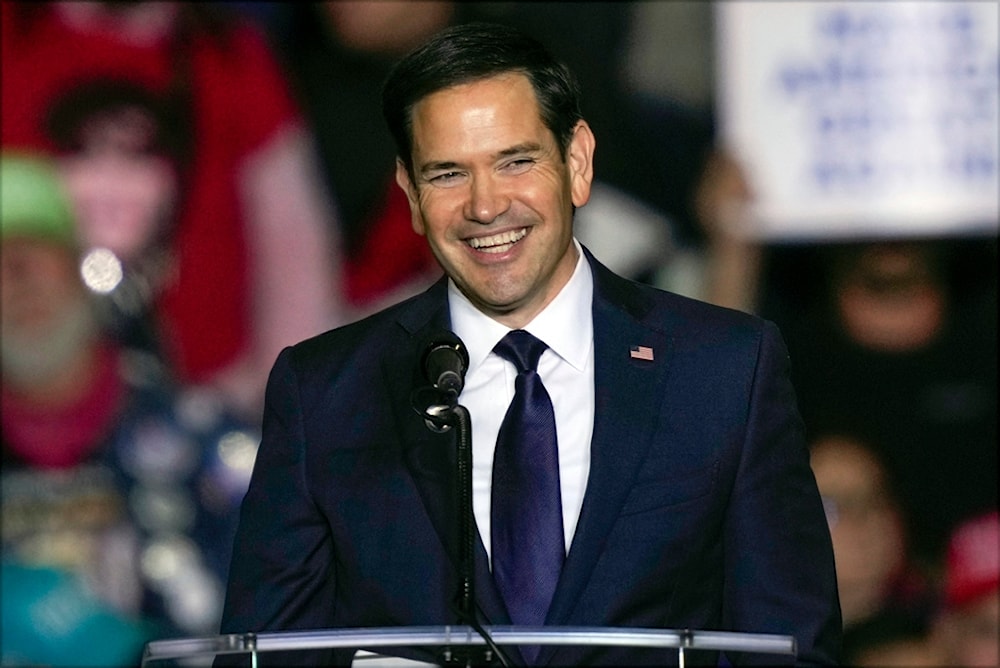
[{"xmin": 585, "ymin": 246, "xmax": 771, "ymax": 347}]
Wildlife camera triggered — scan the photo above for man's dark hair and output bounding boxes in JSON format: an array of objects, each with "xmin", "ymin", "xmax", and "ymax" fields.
[{"xmin": 382, "ymin": 21, "xmax": 583, "ymax": 178}]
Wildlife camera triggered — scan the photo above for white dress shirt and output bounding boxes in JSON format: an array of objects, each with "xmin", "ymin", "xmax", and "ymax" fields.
[{"xmin": 450, "ymin": 240, "xmax": 595, "ymax": 563}]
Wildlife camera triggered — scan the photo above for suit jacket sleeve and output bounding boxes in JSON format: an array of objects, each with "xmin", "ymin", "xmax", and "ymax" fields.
[
  {"xmin": 723, "ymin": 320, "xmax": 842, "ymax": 665},
  {"xmin": 218, "ymin": 346, "xmax": 345, "ymax": 665}
]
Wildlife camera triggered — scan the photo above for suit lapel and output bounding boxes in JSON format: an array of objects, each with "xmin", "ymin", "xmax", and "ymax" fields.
[
  {"xmin": 542, "ymin": 253, "xmax": 674, "ymax": 638},
  {"xmin": 388, "ymin": 280, "xmax": 510, "ymax": 627}
]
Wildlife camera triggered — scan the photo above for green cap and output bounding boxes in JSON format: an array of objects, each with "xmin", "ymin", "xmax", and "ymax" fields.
[{"xmin": 1, "ymin": 152, "xmax": 76, "ymax": 245}]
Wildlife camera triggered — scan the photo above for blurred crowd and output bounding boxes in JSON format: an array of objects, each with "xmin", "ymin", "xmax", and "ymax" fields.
[{"xmin": 1, "ymin": 2, "xmax": 996, "ymax": 666}]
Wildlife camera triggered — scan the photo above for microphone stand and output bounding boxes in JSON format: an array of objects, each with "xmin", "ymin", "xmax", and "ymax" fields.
[
  {"xmin": 451, "ymin": 404, "xmax": 475, "ymax": 625},
  {"xmin": 419, "ymin": 394, "xmax": 509, "ymax": 667}
]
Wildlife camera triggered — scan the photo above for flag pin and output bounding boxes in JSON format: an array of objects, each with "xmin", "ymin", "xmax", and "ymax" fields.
[{"xmin": 630, "ymin": 345, "xmax": 654, "ymax": 361}]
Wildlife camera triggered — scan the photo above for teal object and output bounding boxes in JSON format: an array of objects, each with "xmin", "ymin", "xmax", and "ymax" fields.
[{"xmin": 1, "ymin": 561, "xmax": 158, "ymax": 667}]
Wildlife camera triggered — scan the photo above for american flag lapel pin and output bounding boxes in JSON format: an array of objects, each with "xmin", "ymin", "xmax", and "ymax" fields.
[{"xmin": 629, "ymin": 345, "xmax": 654, "ymax": 361}]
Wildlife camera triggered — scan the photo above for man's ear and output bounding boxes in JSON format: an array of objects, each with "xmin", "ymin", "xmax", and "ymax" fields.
[
  {"xmin": 395, "ymin": 158, "xmax": 426, "ymax": 236},
  {"xmin": 567, "ymin": 120, "xmax": 595, "ymax": 208}
]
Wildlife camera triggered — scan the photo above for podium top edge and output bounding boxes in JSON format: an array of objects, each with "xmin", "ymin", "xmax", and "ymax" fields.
[{"xmin": 143, "ymin": 626, "xmax": 796, "ymax": 662}]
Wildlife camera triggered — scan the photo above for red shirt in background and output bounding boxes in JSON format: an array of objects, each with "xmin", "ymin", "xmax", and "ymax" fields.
[{"xmin": 1, "ymin": 2, "xmax": 300, "ymax": 382}]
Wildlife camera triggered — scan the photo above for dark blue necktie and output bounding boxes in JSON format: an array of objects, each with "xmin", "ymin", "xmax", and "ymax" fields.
[{"xmin": 491, "ymin": 330, "xmax": 564, "ymax": 651}]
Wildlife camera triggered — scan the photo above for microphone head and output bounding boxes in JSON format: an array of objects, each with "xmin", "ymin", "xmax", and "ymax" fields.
[{"xmin": 422, "ymin": 330, "xmax": 470, "ymax": 395}]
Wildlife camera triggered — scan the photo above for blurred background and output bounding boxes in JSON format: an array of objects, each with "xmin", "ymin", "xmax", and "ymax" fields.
[{"xmin": 2, "ymin": 2, "xmax": 996, "ymax": 666}]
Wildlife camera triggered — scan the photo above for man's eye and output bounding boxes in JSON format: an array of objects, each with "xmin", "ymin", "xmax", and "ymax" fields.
[
  {"xmin": 503, "ymin": 159, "xmax": 534, "ymax": 173},
  {"xmin": 429, "ymin": 172, "xmax": 463, "ymax": 186}
]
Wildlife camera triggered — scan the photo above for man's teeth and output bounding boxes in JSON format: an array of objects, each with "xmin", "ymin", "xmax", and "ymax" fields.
[{"xmin": 468, "ymin": 228, "xmax": 528, "ymax": 253}]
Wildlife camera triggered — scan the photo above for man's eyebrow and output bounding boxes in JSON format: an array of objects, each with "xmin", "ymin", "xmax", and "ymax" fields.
[
  {"xmin": 496, "ymin": 142, "xmax": 542, "ymax": 158},
  {"xmin": 419, "ymin": 160, "xmax": 460, "ymax": 174},
  {"xmin": 418, "ymin": 143, "xmax": 545, "ymax": 175}
]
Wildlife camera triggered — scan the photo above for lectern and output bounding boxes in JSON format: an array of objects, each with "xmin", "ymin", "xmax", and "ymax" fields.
[{"xmin": 142, "ymin": 625, "xmax": 797, "ymax": 667}]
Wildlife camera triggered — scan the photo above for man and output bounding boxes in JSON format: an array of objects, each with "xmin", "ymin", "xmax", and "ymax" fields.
[
  {"xmin": 1, "ymin": 152, "xmax": 258, "ymax": 658},
  {"xmin": 220, "ymin": 23, "xmax": 841, "ymax": 665}
]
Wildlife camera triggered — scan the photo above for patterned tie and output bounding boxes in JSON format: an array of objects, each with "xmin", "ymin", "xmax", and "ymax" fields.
[{"xmin": 491, "ymin": 330, "xmax": 564, "ymax": 655}]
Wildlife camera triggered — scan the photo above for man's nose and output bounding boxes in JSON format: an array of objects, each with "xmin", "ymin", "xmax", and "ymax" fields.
[{"xmin": 463, "ymin": 174, "xmax": 511, "ymax": 224}]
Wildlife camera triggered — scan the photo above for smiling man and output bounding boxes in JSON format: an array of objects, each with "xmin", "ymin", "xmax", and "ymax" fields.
[{"xmin": 220, "ymin": 22, "xmax": 841, "ymax": 666}]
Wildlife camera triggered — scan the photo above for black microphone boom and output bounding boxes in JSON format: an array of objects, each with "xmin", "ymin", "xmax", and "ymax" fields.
[{"xmin": 422, "ymin": 331, "xmax": 470, "ymax": 396}]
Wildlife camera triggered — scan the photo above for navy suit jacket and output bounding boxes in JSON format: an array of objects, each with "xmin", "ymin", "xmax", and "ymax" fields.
[{"xmin": 220, "ymin": 249, "xmax": 841, "ymax": 665}]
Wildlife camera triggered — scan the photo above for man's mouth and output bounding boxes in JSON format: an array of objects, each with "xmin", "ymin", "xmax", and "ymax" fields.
[{"xmin": 466, "ymin": 228, "xmax": 528, "ymax": 254}]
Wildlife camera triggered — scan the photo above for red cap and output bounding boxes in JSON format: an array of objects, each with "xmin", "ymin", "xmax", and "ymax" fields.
[{"xmin": 944, "ymin": 510, "xmax": 999, "ymax": 609}]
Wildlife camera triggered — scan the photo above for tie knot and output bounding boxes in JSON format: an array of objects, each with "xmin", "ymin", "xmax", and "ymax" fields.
[{"xmin": 494, "ymin": 330, "xmax": 548, "ymax": 373}]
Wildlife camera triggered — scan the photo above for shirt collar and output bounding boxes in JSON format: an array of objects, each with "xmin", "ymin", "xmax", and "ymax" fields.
[{"xmin": 449, "ymin": 239, "xmax": 594, "ymax": 373}]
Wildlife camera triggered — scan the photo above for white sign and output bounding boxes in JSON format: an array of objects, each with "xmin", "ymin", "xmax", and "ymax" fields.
[{"xmin": 717, "ymin": 1, "xmax": 999, "ymax": 240}]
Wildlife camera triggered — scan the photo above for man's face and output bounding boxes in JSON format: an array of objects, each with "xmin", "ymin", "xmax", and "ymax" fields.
[{"xmin": 396, "ymin": 73, "xmax": 594, "ymax": 328}]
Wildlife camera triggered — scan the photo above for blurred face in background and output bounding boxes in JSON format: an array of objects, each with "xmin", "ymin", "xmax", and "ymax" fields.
[
  {"xmin": 0, "ymin": 236, "xmax": 98, "ymax": 388},
  {"xmin": 322, "ymin": 0, "xmax": 454, "ymax": 54},
  {"xmin": 810, "ymin": 435, "xmax": 907, "ymax": 626},
  {"xmin": 54, "ymin": 1, "xmax": 180, "ymax": 45},
  {"xmin": 935, "ymin": 591, "xmax": 1000, "ymax": 667},
  {"xmin": 933, "ymin": 511, "xmax": 1000, "ymax": 667},
  {"xmin": 832, "ymin": 242, "xmax": 946, "ymax": 353},
  {"xmin": 56, "ymin": 104, "xmax": 177, "ymax": 264}
]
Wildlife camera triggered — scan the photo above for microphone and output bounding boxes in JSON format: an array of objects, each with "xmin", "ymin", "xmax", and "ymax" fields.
[{"xmin": 422, "ymin": 330, "xmax": 469, "ymax": 397}]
